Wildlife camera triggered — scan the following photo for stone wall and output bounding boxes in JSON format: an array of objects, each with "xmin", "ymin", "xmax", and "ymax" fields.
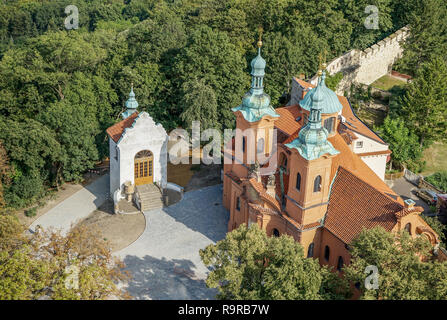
[{"xmin": 310, "ymin": 26, "xmax": 409, "ymax": 94}]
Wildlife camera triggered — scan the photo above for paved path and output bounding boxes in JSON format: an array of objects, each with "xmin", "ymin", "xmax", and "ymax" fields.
[
  {"xmin": 115, "ymin": 184, "xmax": 229, "ymax": 300},
  {"xmin": 391, "ymin": 177, "xmax": 430, "ymax": 213},
  {"xmin": 29, "ymin": 174, "xmax": 110, "ymax": 234}
]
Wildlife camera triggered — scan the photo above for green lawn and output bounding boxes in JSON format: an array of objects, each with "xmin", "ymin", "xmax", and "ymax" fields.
[
  {"xmin": 371, "ymin": 75, "xmax": 407, "ymax": 91},
  {"xmin": 421, "ymin": 142, "xmax": 447, "ymax": 176}
]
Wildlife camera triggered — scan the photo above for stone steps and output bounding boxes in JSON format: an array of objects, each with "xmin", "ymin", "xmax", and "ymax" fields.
[{"xmin": 136, "ymin": 184, "xmax": 164, "ymax": 212}]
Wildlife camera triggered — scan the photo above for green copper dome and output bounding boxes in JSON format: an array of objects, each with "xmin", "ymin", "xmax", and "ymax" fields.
[
  {"xmin": 300, "ymin": 72, "xmax": 343, "ymax": 114},
  {"xmin": 285, "ymin": 73, "xmax": 339, "ymax": 160},
  {"xmin": 232, "ymin": 43, "xmax": 279, "ymax": 123},
  {"xmin": 122, "ymin": 86, "xmax": 139, "ymax": 119}
]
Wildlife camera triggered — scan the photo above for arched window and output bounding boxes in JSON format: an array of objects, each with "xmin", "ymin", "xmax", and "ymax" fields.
[
  {"xmin": 405, "ymin": 223, "xmax": 412, "ymax": 235},
  {"xmin": 303, "ymin": 113, "xmax": 308, "ymax": 125},
  {"xmin": 296, "ymin": 173, "xmax": 301, "ymax": 191},
  {"xmin": 257, "ymin": 138, "xmax": 264, "ymax": 153},
  {"xmin": 272, "ymin": 229, "xmax": 280, "ymax": 237},
  {"xmin": 337, "ymin": 256, "xmax": 344, "ymax": 271},
  {"xmin": 314, "ymin": 175, "xmax": 322, "ymax": 192},
  {"xmin": 324, "ymin": 117, "xmax": 335, "ymax": 133},
  {"xmin": 236, "ymin": 197, "xmax": 241, "ymax": 211},
  {"xmin": 324, "ymin": 245, "xmax": 330, "ymax": 261},
  {"xmin": 307, "ymin": 243, "xmax": 314, "ymax": 258}
]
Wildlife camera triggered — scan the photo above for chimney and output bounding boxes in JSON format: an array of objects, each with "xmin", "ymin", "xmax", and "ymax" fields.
[{"xmin": 404, "ymin": 199, "xmax": 416, "ymax": 210}]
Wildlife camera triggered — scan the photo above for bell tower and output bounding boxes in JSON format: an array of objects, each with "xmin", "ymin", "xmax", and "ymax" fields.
[
  {"xmin": 284, "ymin": 70, "xmax": 340, "ymax": 226},
  {"xmin": 231, "ymin": 33, "xmax": 280, "ymax": 175}
]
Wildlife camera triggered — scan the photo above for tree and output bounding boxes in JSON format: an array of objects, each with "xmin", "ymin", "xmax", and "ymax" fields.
[
  {"xmin": 377, "ymin": 116, "xmax": 423, "ymax": 172},
  {"xmin": 396, "ymin": 0, "xmax": 447, "ymax": 75},
  {"xmin": 344, "ymin": 226, "xmax": 447, "ymax": 300},
  {"xmin": 425, "ymin": 172, "xmax": 447, "ymax": 193},
  {"xmin": 0, "ymin": 215, "xmax": 130, "ymax": 300},
  {"xmin": 0, "ymin": 141, "xmax": 9, "ymax": 211},
  {"xmin": 180, "ymin": 78, "xmax": 220, "ymax": 131},
  {"xmin": 340, "ymin": 0, "xmax": 394, "ymax": 49},
  {"xmin": 200, "ymin": 224, "xmax": 349, "ymax": 300},
  {"xmin": 399, "ymin": 57, "xmax": 447, "ymax": 148},
  {"xmin": 173, "ymin": 26, "xmax": 248, "ymax": 129}
]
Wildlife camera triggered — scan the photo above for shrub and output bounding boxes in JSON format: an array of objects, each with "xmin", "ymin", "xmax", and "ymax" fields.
[
  {"xmin": 24, "ymin": 207, "xmax": 38, "ymax": 218},
  {"xmin": 425, "ymin": 171, "xmax": 447, "ymax": 192}
]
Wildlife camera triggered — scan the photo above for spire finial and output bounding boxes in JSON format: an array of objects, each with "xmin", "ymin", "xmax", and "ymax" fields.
[{"xmin": 257, "ymin": 26, "xmax": 263, "ymax": 49}]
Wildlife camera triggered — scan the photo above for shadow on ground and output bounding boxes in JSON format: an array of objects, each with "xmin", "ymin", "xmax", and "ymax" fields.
[
  {"xmin": 162, "ymin": 185, "xmax": 229, "ymax": 243},
  {"xmin": 123, "ymin": 255, "xmax": 217, "ymax": 300}
]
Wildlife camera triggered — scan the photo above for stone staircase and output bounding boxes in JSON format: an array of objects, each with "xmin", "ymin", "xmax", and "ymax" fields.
[{"xmin": 136, "ymin": 184, "xmax": 164, "ymax": 212}]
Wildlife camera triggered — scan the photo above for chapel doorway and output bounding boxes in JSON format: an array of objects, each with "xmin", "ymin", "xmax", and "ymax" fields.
[{"xmin": 134, "ymin": 150, "xmax": 153, "ymax": 186}]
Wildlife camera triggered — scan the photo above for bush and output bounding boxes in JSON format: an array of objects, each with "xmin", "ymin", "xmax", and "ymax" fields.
[
  {"xmin": 425, "ymin": 171, "xmax": 447, "ymax": 192},
  {"xmin": 24, "ymin": 207, "xmax": 37, "ymax": 218}
]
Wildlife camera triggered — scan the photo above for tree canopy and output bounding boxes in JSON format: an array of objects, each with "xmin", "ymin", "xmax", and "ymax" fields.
[{"xmin": 200, "ymin": 224, "xmax": 349, "ymax": 300}]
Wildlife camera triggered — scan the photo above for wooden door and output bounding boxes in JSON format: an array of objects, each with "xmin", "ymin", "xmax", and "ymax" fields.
[{"xmin": 134, "ymin": 151, "xmax": 153, "ymax": 186}]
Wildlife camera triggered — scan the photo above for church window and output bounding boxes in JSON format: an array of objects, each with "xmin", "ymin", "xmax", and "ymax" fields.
[
  {"xmin": 115, "ymin": 147, "xmax": 119, "ymax": 161},
  {"xmin": 337, "ymin": 256, "xmax": 344, "ymax": 271},
  {"xmin": 314, "ymin": 175, "xmax": 322, "ymax": 192},
  {"xmin": 242, "ymin": 137, "xmax": 246, "ymax": 152},
  {"xmin": 236, "ymin": 197, "xmax": 241, "ymax": 211},
  {"xmin": 272, "ymin": 229, "xmax": 280, "ymax": 237},
  {"xmin": 307, "ymin": 243, "xmax": 314, "ymax": 258},
  {"xmin": 296, "ymin": 173, "xmax": 301, "ymax": 191},
  {"xmin": 324, "ymin": 245, "xmax": 330, "ymax": 261},
  {"xmin": 405, "ymin": 223, "xmax": 412, "ymax": 235},
  {"xmin": 303, "ymin": 113, "xmax": 308, "ymax": 125}
]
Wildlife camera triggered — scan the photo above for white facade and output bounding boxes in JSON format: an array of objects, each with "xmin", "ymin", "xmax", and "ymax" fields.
[
  {"xmin": 109, "ymin": 112, "xmax": 168, "ymax": 198},
  {"xmin": 352, "ymin": 133, "xmax": 389, "ymax": 181}
]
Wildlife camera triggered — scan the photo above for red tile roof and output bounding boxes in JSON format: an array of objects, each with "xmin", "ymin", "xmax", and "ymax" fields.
[
  {"xmin": 324, "ymin": 166, "xmax": 403, "ymax": 244},
  {"xmin": 106, "ymin": 112, "xmax": 139, "ymax": 143},
  {"xmin": 275, "ymin": 105, "xmax": 302, "ymax": 136}
]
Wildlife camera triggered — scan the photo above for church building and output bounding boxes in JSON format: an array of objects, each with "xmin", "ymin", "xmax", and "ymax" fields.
[
  {"xmin": 106, "ymin": 86, "xmax": 168, "ymax": 212},
  {"xmin": 223, "ymin": 39, "xmax": 441, "ymax": 270}
]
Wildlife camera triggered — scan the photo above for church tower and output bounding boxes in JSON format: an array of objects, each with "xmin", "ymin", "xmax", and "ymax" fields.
[
  {"xmin": 285, "ymin": 70, "xmax": 340, "ymax": 227},
  {"xmin": 230, "ymin": 36, "xmax": 280, "ymax": 176}
]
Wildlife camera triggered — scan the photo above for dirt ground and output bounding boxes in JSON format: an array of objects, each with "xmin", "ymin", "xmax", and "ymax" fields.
[
  {"xmin": 184, "ymin": 164, "xmax": 222, "ymax": 192},
  {"xmin": 78, "ymin": 200, "xmax": 145, "ymax": 252}
]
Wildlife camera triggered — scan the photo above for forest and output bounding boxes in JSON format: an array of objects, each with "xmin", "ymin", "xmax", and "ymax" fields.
[{"xmin": 0, "ymin": 0, "xmax": 446, "ymax": 210}]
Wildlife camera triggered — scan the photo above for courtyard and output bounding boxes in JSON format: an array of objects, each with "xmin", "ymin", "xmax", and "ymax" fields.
[{"xmin": 115, "ymin": 184, "xmax": 229, "ymax": 300}]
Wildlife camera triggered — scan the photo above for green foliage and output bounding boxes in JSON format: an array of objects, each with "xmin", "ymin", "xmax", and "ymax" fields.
[
  {"xmin": 396, "ymin": 0, "xmax": 447, "ymax": 75},
  {"xmin": 180, "ymin": 78, "xmax": 220, "ymax": 130},
  {"xmin": 200, "ymin": 224, "xmax": 350, "ymax": 300},
  {"xmin": 421, "ymin": 215, "xmax": 446, "ymax": 244},
  {"xmin": 376, "ymin": 116, "xmax": 424, "ymax": 172},
  {"xmin": 426, "ymin": 172, "xmax": 447, "ymax": 193},
  {"xmin": 25, "ymin": 207, "xmax": 38, "ymax": 218},
  {"xmin": 325, "ymin": 72, "xmax": 344, "ymax": 91},
  {"xmin": 173, "ymin": 25, "xmax": 248, "ymax": 129},
  {"xmin": 399, "ymin": 57, "xmax": 447, "ymax": 148},
  {"xmin": 344, "ymin": 226, "xmax": 447, "ymax": 300}
]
